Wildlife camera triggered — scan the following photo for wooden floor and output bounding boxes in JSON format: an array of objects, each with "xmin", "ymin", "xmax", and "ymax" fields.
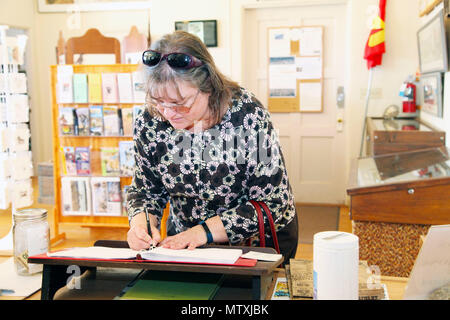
[{"xmin": 0, "ymin": 178, "xmax": 352, "ymax": 260}]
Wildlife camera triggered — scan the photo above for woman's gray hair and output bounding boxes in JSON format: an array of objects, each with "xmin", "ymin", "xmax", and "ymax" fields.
[{"xmin": 142, "ymin": 31, "xmax": 240, "ymax": 124}]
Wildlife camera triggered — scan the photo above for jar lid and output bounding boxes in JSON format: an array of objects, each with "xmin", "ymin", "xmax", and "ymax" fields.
[
  {"xmin": 13, "ymin": 208, "xmax": 48, "ymax": 221},
  {"xmin": 313, "ymin": 231, "xmax": 359, "ymax": 250}
]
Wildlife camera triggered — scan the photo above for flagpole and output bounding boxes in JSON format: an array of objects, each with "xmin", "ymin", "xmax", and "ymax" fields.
[{"xmin": 359, "ymin": 67, "xmax": 374, "ymax": 157}]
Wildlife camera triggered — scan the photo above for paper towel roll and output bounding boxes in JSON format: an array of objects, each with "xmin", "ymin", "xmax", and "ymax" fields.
[{"xmin": 313, "ymin": 231, "xmax": 359, "ymax": 300}]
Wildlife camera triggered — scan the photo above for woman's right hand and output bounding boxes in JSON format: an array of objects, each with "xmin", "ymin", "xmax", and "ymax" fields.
[{"xmin": 127, "ymin": 212, "xmax": 161, "ymax": 250}]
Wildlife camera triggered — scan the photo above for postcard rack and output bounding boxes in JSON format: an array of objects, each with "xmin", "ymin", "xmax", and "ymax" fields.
[
  {"xmin": 50, "ymin": 64, "xmax": 169, "ymax": 242},
  {"xmin": 0, "ymin": 25, "xmax": 34, "ymax": 252}
]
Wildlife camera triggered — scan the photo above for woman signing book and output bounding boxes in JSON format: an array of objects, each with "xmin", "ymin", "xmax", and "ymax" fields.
[{"xmin": 126, "ymin": 31, "xmax": 298, "ymax": 264}]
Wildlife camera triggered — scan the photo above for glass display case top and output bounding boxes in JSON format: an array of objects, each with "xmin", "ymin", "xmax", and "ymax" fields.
[
  {"xmin": 356, "ymin": 147, "xmax": 450, "ymax": 188},
  {"xmin": 371, "ymin": 119, "xmax": 433, "ymax": 132}
]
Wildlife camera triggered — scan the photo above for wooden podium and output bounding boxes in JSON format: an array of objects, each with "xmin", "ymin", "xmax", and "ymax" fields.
[{"xmin": 28, "ymin": 241, "xmax": 283, "ymax": 300}]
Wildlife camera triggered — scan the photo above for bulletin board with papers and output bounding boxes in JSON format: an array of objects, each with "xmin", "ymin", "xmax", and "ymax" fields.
[{"xmin": 267, "ymin": 26, "xmax": 324, "ymax": 113}]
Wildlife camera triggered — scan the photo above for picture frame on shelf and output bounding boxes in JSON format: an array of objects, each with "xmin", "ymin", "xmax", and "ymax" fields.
[
  {"xmin": 420, "ymin": 72, "xmax": 444, "ymax": 118},
  {"xmin": 175, "ymin": 20, "xmax": 218, "ymax": 47},
  {"xmin": 38, "ymin": 0, "xmax": 151, "ymax": 13},
  {"xmin": 417, "ymin": 8, "xmax": 449, "ymax": 73}
]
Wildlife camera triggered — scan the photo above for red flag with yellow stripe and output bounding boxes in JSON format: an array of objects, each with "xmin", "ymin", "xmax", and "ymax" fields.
[{"xmin": 364, "ymin": 0, "xmax": 386, "ymax": 69}]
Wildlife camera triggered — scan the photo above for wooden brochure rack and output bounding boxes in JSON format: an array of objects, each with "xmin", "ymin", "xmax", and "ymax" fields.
[{"xmin": 50, "ymin": 64, "xmax": 168, "ymax": 243}]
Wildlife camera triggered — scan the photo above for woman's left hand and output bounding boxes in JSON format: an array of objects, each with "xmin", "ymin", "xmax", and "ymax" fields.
[{"xmin": 159, "ymin": 225, "xmax": 207, "ymax": 250}]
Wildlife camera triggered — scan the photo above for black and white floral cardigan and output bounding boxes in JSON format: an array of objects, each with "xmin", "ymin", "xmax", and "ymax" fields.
[{"xmin": 127, "ymin": 87, "xmax": 297, "ymax": 245}]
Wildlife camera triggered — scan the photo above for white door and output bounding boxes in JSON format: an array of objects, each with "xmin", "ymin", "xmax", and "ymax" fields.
[{"xmin": 243, "ymin": 2, "xmax": 348, "ymax": 204}]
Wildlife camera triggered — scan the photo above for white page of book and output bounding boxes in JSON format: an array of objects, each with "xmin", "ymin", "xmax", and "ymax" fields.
[
  {"xmin": 140, "ymin": 247, "xmax": 243, "ymax": 265},
  {"xmin": 47, "ymin": 246, "xmax": 139, "ymax": 260}
]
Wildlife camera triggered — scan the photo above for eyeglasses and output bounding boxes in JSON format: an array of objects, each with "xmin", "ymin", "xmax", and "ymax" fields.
[
  {"xmin": 151, "ymin": 89, "xmax": 201, "ymax": 114},
  {"xmin": 142, "ymin": 50, "xmax": 203, "ymax": 69}
]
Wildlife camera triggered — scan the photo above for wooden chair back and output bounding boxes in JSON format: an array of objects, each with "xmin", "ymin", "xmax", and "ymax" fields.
[
  {"xmin": 122, "ymin": 26, "xmax": 148, "ymax": 63},
  {"xmin": 66, "ymin": 28, "xmax": 121, "ymax": 64}
]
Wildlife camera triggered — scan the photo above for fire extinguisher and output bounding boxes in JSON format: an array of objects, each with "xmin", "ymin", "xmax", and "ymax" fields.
[{"xmin": 401, "ymin": 77, "xmax": 417, "ymax": 113}]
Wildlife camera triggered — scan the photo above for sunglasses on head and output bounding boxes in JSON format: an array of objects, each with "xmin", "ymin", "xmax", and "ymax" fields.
[{"xmin": 142, "ymin": 50, "xmax": 203, "ymax": 69}]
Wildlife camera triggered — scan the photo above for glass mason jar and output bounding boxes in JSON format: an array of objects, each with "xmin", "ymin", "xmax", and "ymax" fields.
[{"xmin": 13, "ymin": 208, "xmax": 50, "ymax": 275}]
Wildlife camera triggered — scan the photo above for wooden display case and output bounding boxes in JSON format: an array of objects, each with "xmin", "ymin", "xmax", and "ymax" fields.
[
  {"xmin": 348, "ymin": 147, "xmax": 450, "ymax": 225},
  {"xmin": 50, "ymin": 64, "xmax": 169, "ymax": 243},
  {"xmin": 365, "ymin": 117, "xmax": 445, "ymax": 156},
  {"xmin": 347, "ymin": 147, "xmax": 450, "ymax": 276}
]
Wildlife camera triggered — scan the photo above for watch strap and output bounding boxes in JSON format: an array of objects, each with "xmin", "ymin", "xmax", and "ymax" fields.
[{"xmin": 199, "ymin": 220, "xmax": 213, "ymax": 244}]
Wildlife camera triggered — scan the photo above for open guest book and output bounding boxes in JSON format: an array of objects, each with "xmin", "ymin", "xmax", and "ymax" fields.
[{"xmin": 46, "ymin": 246, "xmax": 244, "ymax": 265}]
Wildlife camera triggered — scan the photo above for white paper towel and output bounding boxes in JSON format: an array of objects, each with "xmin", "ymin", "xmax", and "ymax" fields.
[{"xmin": 313, "ymin": 231, "xmax": 359, "ymax": 300}]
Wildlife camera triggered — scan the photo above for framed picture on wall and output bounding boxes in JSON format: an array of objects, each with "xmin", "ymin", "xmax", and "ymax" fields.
[
  {"xmin": 419, "ymin": 0, "xmax": 446, "ymax": 17},
  {"xmin": 174, "ymin": 20, "xmax": 218, "ymax": 47},
  {"xmin": 38, "ymin": 0, "xmax": 151, "ymax": 13},
  {"xmin": 420, "ymin": 72, "xmax": 444, "ymax": 118},
  {"xmin": 417, "ymin": 8, "xmax": 448, "ymax": 73}
]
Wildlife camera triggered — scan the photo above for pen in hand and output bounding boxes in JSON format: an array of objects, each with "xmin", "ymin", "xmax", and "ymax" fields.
[{"xmin": 145, "ymin": 211, "xmax": 156, "ymax": 250}]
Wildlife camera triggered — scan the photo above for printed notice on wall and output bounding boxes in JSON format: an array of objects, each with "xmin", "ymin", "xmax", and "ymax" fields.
[
  {"xmin": 299, "ymin": 27, "xmax": 323, "ymax": 56},
  {"xmin": 269, "ymin": 28, "xmax": 291, "ymax": 57},
  {"xmin": 269, "ymin": 57, "xmax": 296, "ymax": 97},
  {"xmin": 299, "ymin": 82, "xmax": 322, "ymax": 112},
  {"xmin": 295, "ymin": 57, "xmax": 322, "ymax": 79}
]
